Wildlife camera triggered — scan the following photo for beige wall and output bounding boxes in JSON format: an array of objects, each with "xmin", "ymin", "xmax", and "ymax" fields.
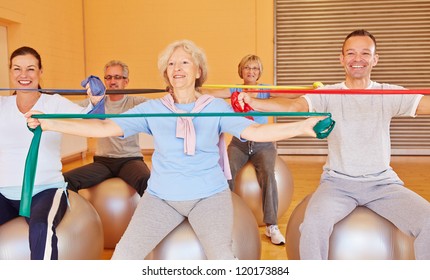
[
  {"xmin": 0, "ymin": 0, "xmax": 86, "ymax": 89},
  {"xmin": 83, "ymin": 0, "xmax": 274, "ymax": 89},
  {"xmin": 89, "ymin": 0, "xmax": 274, "ymax": 88},
  {"xmin": 0, "ymin": 0, "xmax": 274, "ymax": 92},
  {"xmin": 0, "ymin": 25, "xmax": 8, "ymax": 91}
]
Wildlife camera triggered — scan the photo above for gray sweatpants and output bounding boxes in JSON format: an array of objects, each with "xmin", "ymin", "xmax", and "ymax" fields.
[
  {"xmin": 111, "ymin": 188, "xmax": 235, "ymax": 260},
  {"xmin": 228, "ymin": 137, "xmax": 278, "ymax": 225},
  {"xmin": 299, "ymin": 170, "xmax": 430, "ymax": 259}
]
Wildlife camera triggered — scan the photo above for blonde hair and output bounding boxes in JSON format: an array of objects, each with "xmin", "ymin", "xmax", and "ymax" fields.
[
  {"xmin": 237, "ymin": 54, "xmax": 263, "ymax": 80},
  {"xmin": 158, "ymin": 39, "xmax": 208, "ymax": 89}
]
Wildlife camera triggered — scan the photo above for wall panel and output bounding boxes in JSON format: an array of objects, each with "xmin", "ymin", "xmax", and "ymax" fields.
[{"xmin": 275, "ymin": 0, "xmax": 430, "ymax": 155}]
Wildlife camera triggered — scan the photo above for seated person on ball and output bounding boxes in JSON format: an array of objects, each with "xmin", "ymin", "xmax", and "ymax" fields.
[
  {"xmin": 26, "ymin": 39, "xmax": 328, "ymax": 259},
  {"xmin": 0, "ymin": 46, "xmax": 104, "ymax": 260},
  {"xmin": 237, "ymin": 29, "xmax": 430, "ymax": 260},
  {"xmin": 63, "ymin": 60, "xmax": 150, "ymax": 197},
  {"xmin": 202, "ymin": 54, "xmax": 289, "ymax": 245}
]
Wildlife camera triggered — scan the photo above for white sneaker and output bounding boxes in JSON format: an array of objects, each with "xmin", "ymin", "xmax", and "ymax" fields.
[{"xmin": 265, "ymin": 225, "xmax": 285, "ymax": 245}]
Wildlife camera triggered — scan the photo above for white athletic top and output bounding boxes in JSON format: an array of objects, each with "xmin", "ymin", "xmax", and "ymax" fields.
[
  {"xmin": 0, "ymin": 94, "xmax": 93, "ymax": 199},
  {"xmin": 304, "ymin": 81, "xmax": 423, "ymax": 179}
]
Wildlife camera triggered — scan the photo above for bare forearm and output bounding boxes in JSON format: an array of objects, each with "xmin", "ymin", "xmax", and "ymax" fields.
[
  {"xmin": 200, "ymin": 88, "xmax": 231, "ymax": 98},
  {"xmin": 248, "ymin": 97, "xmax": 306, "ymax": 112},
  {"xmin": 416, "ymin": 95, "xmax": 430, "ymax": 115},
  {"xmin": 42, "ymin": 118, "xmax": 123, "ymax": 137},
  {"xmin": 269, "ymin": 93, "xmax": 303, "ymax": 99},
  {"xmin": 241, "ymin": 117, "xmax": 322, "ymax": 142}
]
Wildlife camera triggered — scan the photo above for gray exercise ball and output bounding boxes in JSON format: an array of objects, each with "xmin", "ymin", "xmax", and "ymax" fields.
[
  {"xmin": 234, "ymin": 156, "xmax": 294, "ymax": 226},
  {"xmin": 285, "ymin": 194, "xmax": 415, "ymax": 260},
  {"xmin": 79, "ymin": 177, "xmax": 140, "ymax": 249},
  {"xmin": 145, "ymin": 192, "xmax": 261, "ymax": 260},
  {"xmin": 0, "ymin": 191, "xmax": 104, "ymax": 260}
]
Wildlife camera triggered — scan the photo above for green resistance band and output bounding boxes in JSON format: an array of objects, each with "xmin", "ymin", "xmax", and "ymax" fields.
[
  {"xmin": 20, "ymin": 111, "xmax": 334, "ymax": 217},
  {"xmin": 20, "ymin": 126, "xmax": 42, "ymax": 217}
]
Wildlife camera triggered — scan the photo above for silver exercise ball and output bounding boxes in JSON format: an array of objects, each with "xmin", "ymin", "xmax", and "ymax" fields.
[
  {"xmin": 79, "ymin": 177, "xmax": 140, "ymax": 249},
  {"xmin": 233, "ymin": 156, "xmax": 294, "ymax": 226},
  {"xmin": 285, "ymin": 194, "xmax": 415, "ymax": 260},
  {"xmin": 145, "ymin": 192, "xmax": 261, "ymax": 260},
  {"xmin": 0, "ymin": 191, "xmax": 104, "ymax": 260}
]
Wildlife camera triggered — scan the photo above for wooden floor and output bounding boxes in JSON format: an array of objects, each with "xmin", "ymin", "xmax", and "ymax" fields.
[{"xmin": 62, "ymin": 153, "xmax": 430, "ymax": 260}]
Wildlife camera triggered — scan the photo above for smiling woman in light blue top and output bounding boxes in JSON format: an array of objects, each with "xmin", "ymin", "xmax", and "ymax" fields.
[{"xmin": 25, "ymin": 40, "xmax": 324, "ymax": 260}]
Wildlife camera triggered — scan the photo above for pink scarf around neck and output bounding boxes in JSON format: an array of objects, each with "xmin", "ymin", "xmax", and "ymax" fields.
[{"xmin": 160, "ymin": 93, "xmax": 232, "ymax": 180}]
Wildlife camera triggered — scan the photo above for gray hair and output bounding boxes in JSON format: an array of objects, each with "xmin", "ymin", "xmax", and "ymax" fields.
[
  {"xmin": 158, "ymin": 39, "xmax": 208, "ymax": 89},
  {"xmin": 104, "ymin": 60, "xmax": 129, "ymax": 78}
]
